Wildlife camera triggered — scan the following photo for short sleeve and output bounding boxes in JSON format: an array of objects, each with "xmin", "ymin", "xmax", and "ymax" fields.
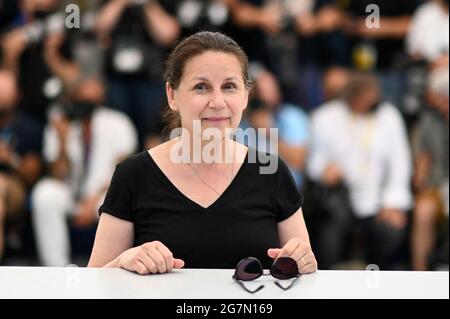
[
  {"xmin": 98, "ymin": 161, "xmax": 134, "ymax": 222},
  {"xmin": 271, "ymin": 157, "xmax": 304, "ymax": 222}
]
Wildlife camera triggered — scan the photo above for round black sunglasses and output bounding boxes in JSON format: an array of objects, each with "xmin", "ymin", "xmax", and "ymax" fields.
[{"xmin": 232, "ymin": 256, "xmax": 300, "ymax": 293}]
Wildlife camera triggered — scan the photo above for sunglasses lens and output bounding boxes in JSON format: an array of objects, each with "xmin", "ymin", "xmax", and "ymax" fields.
[
  {"xmin": 270, "ymin": 257, "xmax": 298, "ymax": 279},
  {"xmin": 235, "ymin": 258, "xmax": 263, "ymax": 281}
]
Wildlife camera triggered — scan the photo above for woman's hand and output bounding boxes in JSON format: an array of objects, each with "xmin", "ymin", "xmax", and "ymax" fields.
[
  {"xmin": 116, "ymin": 241, "xmax": 185, "ymax": 275},
  {"xmin": 267, "ymin": 238, "xmax": 317, "ymax": 274}
]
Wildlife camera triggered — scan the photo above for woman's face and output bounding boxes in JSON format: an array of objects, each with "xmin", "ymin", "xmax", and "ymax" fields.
[{"xmin": 167, "ymin": 51, "xmax": 249, "ymax": 139}]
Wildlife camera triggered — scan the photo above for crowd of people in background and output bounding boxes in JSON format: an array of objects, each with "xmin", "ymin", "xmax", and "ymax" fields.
[{"xmin": 0, "ymin": 0, "xmax": 448, "ymax": 271}]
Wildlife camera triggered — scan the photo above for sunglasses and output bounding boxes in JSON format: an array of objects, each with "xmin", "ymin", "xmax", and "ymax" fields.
[{"xmin": 232, "ymin": 256, "xmax": 300, "ymax": 293}]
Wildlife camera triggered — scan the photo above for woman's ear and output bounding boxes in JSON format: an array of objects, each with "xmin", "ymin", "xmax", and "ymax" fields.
[
  {"xmin": 242, "ymin": 88, "xmax": 250, "ymax": 111},
  {"xmin": 166, "ymin": 82, "xmax": 178, "ymax": 112}
]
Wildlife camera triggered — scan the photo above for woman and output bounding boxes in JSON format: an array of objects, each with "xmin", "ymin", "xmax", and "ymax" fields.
[{"xmin": 88, "ymin": 31, "xmax": 317, "ymax": 275}]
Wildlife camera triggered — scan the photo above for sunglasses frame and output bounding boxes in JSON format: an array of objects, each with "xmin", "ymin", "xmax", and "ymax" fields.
[{"xmin": 232, "ymin": 256, "xmax": 300, "ymax": 294}]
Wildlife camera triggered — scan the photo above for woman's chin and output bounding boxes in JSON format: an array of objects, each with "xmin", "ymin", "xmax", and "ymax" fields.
[{"xmin": 201, "ymin": 119, "xmax": 233, "ymax": 130}]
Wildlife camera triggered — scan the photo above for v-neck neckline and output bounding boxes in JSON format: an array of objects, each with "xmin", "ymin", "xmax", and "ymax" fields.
[{"xmin": 145, "ymin": 149, "xmax": 249, "ymax": 211}]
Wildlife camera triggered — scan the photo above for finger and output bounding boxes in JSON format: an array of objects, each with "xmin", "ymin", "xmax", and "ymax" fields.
[
  {"xmin": 299, "ymin": 253, "xmax": 317, "ymax": 273},
  {"xmin": 290, "ymin": 248, "xmax": 309, "ymax": 266},
  {"xmin": 267, "ymin": 248, "xmax": 281, "ymax": 259},
  {"xmin": 299, "ymin": 263, "xmax": 317, "ymax": 275},
  {"xmin": 138, "ymin": 253, "xmax": 158, "ymax": 274},
  {"xmin": 279, "ymin": 239, "xmax": 301, "ymax": 257},
  {"xmin": 173, "ymin": 258, "xmax": 185, "ymax": 269},
  {"xmin": 155, "ymin": 242, "xmax": 174, "ymax": 272},
  {"xmin": 134, "ymin": 260, "xmax": 150, "ymax": 275},
  {"xmin": 296, "ymin": 251, "xmax": 313, "ymax": 269},
  {"xmin": 146, "ymin": 249, "xmax": 167, "ymax": 273}
]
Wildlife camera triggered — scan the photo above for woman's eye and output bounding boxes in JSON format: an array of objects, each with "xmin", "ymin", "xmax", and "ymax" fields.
[
  {"xmin": 223, "ymin": 83, "xmax": 237, "ymax": 90},
  {"xmin": 194, "ymin": 83, "xmax": 208, "ymax": 91}
]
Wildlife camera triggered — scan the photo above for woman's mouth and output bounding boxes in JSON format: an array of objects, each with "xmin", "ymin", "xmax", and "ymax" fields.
[{"xmin": 202, "ymin": 117, "xmax": 230, "ymax": 122}]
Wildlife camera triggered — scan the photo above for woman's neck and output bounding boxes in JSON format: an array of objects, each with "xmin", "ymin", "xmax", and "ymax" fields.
[{"xmin": 174, "ymin": 134, "xmax": 236, "ymax": 165}]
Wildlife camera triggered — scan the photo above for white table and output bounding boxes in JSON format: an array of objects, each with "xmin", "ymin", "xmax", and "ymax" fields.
[{"xmin": 0, "ymin": 267, "xmax": 447, "ymax": 299}]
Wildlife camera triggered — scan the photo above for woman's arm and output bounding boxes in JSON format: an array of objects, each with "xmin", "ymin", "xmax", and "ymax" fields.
[
  {"xmin": 268, "ymin": 208, "xmax": 318, "ymax": 274},
  {"xmin": 87, "ymin": 213, "xmax": 134, "ymax": 267},
  {"xmin": 277, "ymin": 208, "xmax": 311, "ymax": 247},
  {"xmin": 88, "ymin": 213, "xmax": 185, "ymax": 273}
]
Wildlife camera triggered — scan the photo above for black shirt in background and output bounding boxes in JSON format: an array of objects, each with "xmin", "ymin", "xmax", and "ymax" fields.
[
  {"xmin": 341, "ymin": 0, "xmax": 420, "ymax": 70},
  {"xmin": 17, "ymin": 37, "xmax": 72, "ymax": 124},
  {"xmin": 102, "ymin": 0, "xmax": 175, "ymax": 82},
  {"xmin": 99, "ymin": 148, "xmax": 303, "ymax": 269},
  {"xmin": 228, "ymin": 0, "xmax": 269, "ymax": 67},
  {"xmin": 229, "ymin": 0, "xmax": 342, "ymax": 70}
]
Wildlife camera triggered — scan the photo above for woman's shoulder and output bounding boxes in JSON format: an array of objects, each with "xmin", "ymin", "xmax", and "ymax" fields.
[
  {"xmin": 147, "ymin": 138, "xmax": 177, "ymax": 172},
  {"xmin": 245, "ymin": 146, "xmax": 280, "ymax": 165},
  {"xmin": 244, "ymin": 146, "xmax": 288, "ymax": 179}
]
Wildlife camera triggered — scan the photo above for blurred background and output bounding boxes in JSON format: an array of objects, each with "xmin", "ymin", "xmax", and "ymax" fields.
[{"xmin": 0, "ymin": 0, "xmax": 448, "ymax": 271}]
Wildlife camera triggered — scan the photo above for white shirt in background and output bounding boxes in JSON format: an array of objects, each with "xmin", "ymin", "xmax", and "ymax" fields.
[
  {"xmin": 406, "ymin": 1, "xmax": 449, "ymax": 62},
  {"xmin": 44, "ymin": 107, "xmax": 138, "ymax": 199},
  {"xmin": 307, "ymin": 100, "xmax": 412, "ymax": 218}
]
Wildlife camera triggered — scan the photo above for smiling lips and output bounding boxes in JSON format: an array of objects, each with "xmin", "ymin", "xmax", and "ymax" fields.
[{"xmin": 202, "ymin": 117, "xmax": 230, "ymax": 122}]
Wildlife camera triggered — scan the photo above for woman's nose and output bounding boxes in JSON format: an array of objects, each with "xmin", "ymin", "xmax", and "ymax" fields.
[{"xmin": 208, "ymin": 90, "xmax": 226, "ymax": 109}]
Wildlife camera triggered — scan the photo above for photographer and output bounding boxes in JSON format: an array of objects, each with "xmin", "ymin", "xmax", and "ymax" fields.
[
  {"xmin": 339, "ymin": 0, "xmax": 419, "ymax": 111},
  {"xmin": 228, "ymin": 0, "xmax": 344, "ymax": 110},
  {"xmin": 0, "ymin": 0, "xmax": 79, "ymax": 126},
  {"xmin": 96, "ymin": 0, "xmax": 180, "ymax": 149},
  {"xmin": 31, "ymin": 77, "xmax": 137, "ymax": 266},
  {"xmin": 411, "ymin": 67, "xmax": 449, "ymax": 270},
  {"xmin": 307, "ymin": 72, "xmax": 412, "ymax": 270},
  {"xmin": 0, "ymin": 70, "xmax": 43, "ymax": 263}
]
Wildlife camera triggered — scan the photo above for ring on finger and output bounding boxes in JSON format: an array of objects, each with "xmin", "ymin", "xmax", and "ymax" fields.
[{"xmin": 300, "ymin": 257, "xmax": 307, "ymax": 267}]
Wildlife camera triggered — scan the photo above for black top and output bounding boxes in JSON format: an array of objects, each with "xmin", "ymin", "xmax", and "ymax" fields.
[{"xmin": 98, "ymin": 148, "xmax": 303, "ymax": 269}]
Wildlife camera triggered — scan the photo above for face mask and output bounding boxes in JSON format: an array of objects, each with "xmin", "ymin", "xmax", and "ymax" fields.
[
  {"xmin": 64, "ymin": 102, "xmax": 96, "ymax": 121},
  {"xmin": 33, "ymin": 9, "xmax": 56, "ymax": 20}
]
